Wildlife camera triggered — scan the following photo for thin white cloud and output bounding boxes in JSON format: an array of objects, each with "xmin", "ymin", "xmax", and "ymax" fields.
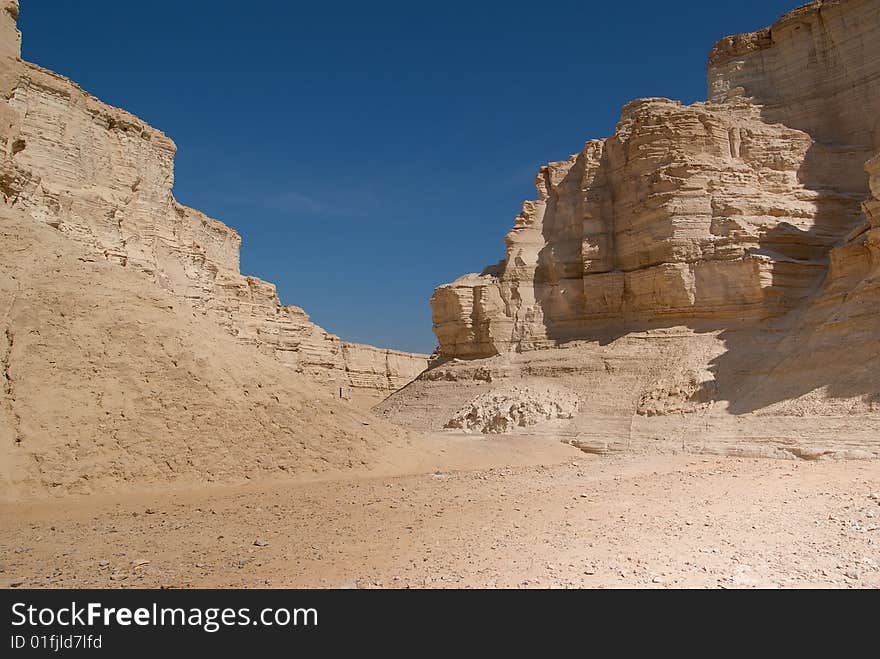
[{"xmin": 271, "ymin": 190, "xmax": 328, "ymax": 215}]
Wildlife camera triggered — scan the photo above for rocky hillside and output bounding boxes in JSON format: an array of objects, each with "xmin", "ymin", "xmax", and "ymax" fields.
[
  {"xmin": 0, "ymin": 203, "xmax": 414, "ymax": 500},
  {"xmin": 0, "ymin": 0, "xmax": 434, "ymax": 498},
  {"xmin": 0, "ymin": 0, "xmax": 427, "ymax": 402},
  {"xmin": 432, "ymin": 0, "xmax": 878, "ymax": 357},
  {"xmin": 381, "ymin": 0, "xmax": 880, "ymax": 458}
]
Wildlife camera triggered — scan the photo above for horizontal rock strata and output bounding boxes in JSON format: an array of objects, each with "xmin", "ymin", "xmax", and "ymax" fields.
[
  {"xmin": 0, "ymin": 204, "xmax": 415, "ymax": 498},
  {"xmin": 0, "ymin": 1, "xmax": 427, "ymax": 399},
  {"xmin": 382, "ymin": 0, "xmax": 880, "ymax": 458},
  {"xmin": 432, "ymin": 0, "xmax": 879, "ymax": 360}
]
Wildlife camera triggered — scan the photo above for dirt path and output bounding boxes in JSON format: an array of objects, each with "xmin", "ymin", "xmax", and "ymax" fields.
[{"xmin": 1, "ymin": 441, "xmax": 878, "ymax": 589}]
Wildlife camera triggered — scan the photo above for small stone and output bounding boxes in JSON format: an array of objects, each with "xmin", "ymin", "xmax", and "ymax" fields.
[{"xmin": 253, "ymin": 538, "xmax": 269, "ymax": 547}]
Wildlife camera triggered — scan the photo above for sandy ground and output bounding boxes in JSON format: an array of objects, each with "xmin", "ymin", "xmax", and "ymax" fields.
[{"xmin": 2, "ymin": 437, "xmax": 878, "ymax": 589}]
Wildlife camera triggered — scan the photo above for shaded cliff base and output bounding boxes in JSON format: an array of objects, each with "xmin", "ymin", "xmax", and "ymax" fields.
[
  {"xmin": 378, "ymin": 310, "xmax": 880, "ymax": 461},
  {"xmin": 384, "ymin": 144, "xmax": 880, "ymax": 460}
]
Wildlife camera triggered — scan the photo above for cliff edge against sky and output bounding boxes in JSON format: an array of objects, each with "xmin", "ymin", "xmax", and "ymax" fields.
[
  {"xmin": 0, "ymin": 0, "xmax": 427, "ymax": 404},
  {"xmin": 0, "ymin": 0, "xmax": 427, "ymax": 497},
  {"xmin": 382, "ymin": 0, "xmax": 880, "ymax": 459}
]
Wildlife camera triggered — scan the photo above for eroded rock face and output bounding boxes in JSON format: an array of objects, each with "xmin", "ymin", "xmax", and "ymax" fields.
[
  {"xmin": 378, "ymin": 0, "xmax": 880, "ymax": 457},
  {"xmin": 444, "ymin": 385, "xmax": 578, "ymax": 434},
  {"xmin": 433, "ymin": 0, "xmax": 879, "ymax": 359},
  {"xmin": 0, "ymin": 1, "xmax": 19, "ymax": 60},
  {"xmin": 867, "ymin": 156, "xmax": 880, "ymax": 223},
  {"xmin": 0, "ymin": 6, "xmax": 427, "ymax": 398},
  {"xmin": 709, "ymin": 0, "xmax": 880, "ymax": 169},
  {"xmin": 0, "ymin": 204, "xmax": 417, "ymax": 497}
]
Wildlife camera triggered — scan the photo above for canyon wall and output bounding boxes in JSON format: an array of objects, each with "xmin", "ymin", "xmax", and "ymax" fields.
[
  {"xmin": 432, "ymin": 0, "xmax": 879, "ymax": 360},
  {"xmin": 380, "ymin": 0, "xmax": 880, "ymax": 457},
  {"xmin": 0, "ymin": 0, "xmax": 427, "ymax": 400},
  {"xmin": 708, "ymin": 0, "xmax": 880, "ymax": 167},
  {"xmin": 0, "ymin": 203, "xmax": 417, "ymax": 498},
  {"xmin": 0, "ymin": 0, "xmax": 18, "ymax": 60}
]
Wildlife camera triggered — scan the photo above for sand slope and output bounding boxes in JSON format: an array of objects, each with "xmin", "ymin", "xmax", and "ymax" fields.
[{"xmin": 0, "ymin": 206, "xmax": 412, "ymax": 500}]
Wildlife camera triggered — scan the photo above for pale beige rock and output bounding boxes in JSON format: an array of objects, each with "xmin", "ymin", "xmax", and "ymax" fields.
[
  {"xmin": 433, "ymin": 94, "xmax": 865, "ymax": 358},
  {"xmin": 708, "ymin": 0, "xmax": 880, "ymax": 172},
  {"xmin": 384, "ymin": 0, "xmax": 880, "ymax": 459},
  {"xmin": 433, "ymin": 0, "xmax": 880, "ymax": 361},
  {"xmin": 0, "ymin": 1, "xmax": 19, "ymax": 60},
  {"xmin": 444, "ymin": 385, "xmax": 579, "ymax": 434},
  {"xmin": 0, "ymin": 6, "xmax": 431, "ymax": 497},
  {"xmin": 0, "ymin": 11, "xmax": 427, "ymax": 399},
  {"xmin": 0, "ymin": 204, "xmax": 414, "ymax": 498}
]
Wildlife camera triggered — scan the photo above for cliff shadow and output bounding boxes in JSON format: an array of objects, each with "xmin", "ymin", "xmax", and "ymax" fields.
[
  {"xmin": 532, "ymin": 134, "xmax": 879, "ymax": 414},
  {"xmin": 700, "ymin": 137, "xmax": 876, "ymax": 414}
]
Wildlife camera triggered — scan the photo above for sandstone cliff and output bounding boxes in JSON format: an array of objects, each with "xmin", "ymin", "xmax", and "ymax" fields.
[
  {"xmin": 0, "ymin": 0, "xmax": 427, "ymax": 400},
  {"xmin": 709, "ymin": 0, "xmax": 879, "ymax": 160},
  {"xmin": 0, "ymin": 0, "xmax": 18, "ymax": 60},
  {"xmin": 382, "ymin": 0, "xmax": 880, "ymax": 458},
  {"xmin": 433, "ymin": 0, "xmax": 879, "ymax": 358},
  {"xmin": 0, "ymin": 202, "xmax": 418, "ymax": 499},
  {"xmin": 432, "ymin": 97, "xmax": 863, "ymax": 356}
]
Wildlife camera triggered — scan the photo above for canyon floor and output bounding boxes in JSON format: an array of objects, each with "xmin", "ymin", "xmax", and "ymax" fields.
[{"xmin": 2, "ymin": 436, "xmax": 878, "ymax": 589}]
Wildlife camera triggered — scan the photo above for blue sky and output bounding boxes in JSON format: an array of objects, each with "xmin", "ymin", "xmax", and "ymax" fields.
[{"xmin": 19, "ymin": 0, "xmax": 796, "ymax": 353}]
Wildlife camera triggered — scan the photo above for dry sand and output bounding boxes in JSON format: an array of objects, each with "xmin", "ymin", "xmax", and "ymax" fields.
[
  {"xmin": 2, "ymin": 436, "xmax": 878, "ymax": 589},
  {"xmin": 2, "ymin": 0, "xmax": 879, "ymax": 593},
  {"xmin": 0, "ymin": 206, "xmax": 417, "ymax": 498}
]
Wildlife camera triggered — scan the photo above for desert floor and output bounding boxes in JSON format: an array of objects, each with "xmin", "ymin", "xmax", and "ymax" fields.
[{"xmin": 2, "ymin": 437, "xmax": 878, "ymax": 589}]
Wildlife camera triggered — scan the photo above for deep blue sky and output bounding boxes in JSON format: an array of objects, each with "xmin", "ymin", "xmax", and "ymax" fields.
[{"xmin": 19, "ymin": 0, "xmax": 796, "ymax": 353}]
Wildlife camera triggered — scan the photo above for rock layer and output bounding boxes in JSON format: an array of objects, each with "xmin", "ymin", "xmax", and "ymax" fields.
[
  {"xmin": 0, "ymin": 203, "xmax": 416, "ymax": 498},
  {"xmin": 709, "ymin": 0, "xmax": 880, "ymax": 167},
  {"xmin": 382, "ymin": 0, "xmax": 880, "ymax": 458},
  {"xmin": 432, "ymin": 0, "xmax": 879, "ymax": 360},
  {"xmin": 0, "ymin": 1, "xmax": 427, "ymax": 399},
  {"xmin": 0, "ymin": 0, "xmax": 18, "ymax": 60}
]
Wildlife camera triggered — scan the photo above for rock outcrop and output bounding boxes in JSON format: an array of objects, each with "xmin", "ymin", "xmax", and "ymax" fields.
[
  {"xmin": 0, "ymin": 0, "xmax": 427, "ymax": 400},
  {"xmin": 432, "ymin": 0, "xmax": 879, "ymax": 359},
  {"xmin": 0, "ymin": 1, "xmax": 19, "ymax": 60},
  {"xmin": 381, "ymin": 0, "xmax": 880, "ymax": 459},
  {"xmin": 444, "ymin": 385, "xmax": 578, "ymax": 434},
  {"xmin": 708, "ymin": 0, "xmax": 880, "ymax": 163},
  {"xmin": 730, "ymin": 152, "xmax": 880, "ymax": 420},
  {"xmin": 0, "ymin": 203, "xmax": 416, "ymax": 499}
]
